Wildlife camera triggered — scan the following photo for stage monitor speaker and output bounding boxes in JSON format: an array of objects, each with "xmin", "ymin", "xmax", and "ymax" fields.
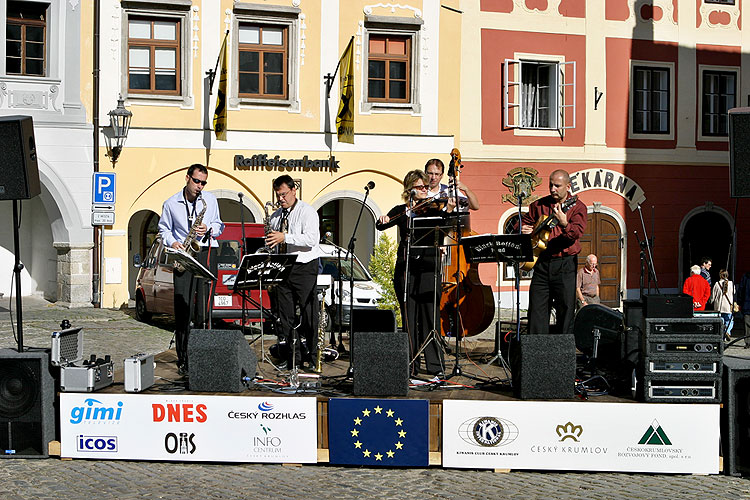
[
  {"xmin": 730, "ymin": 107, "xmax": 750, "ymax": 198},
  {"xmin": 643, "ymin": 293, "xmax": 693, "ymax": 319},
  {"xmin": 0, "ymin": 115, "xmax": 40, "ymax": 200},
  {"xmin": 722, "ymin": 355, "xmax": 750, "ymax": 476},
  {"xmin": 188, "ymin": 329, "xmax": 257, "ymax": 392},
  {"xmin": 352, "ymin": 308, "xmax": 397, "ymax": 333},
  {"xmin": 572, "ymin": 304, "xmax": 624, "ymax": 364},
  {"xmin": 352, "ymin": 331, "xmax": 409, "ymax": 396},
  {"xmin": 0, "ymin": 349, "xmax": 56, "ymax": 458},
  {"xmin": 511, "ymin": 334, "xmax": 575, "ymax": 400}
]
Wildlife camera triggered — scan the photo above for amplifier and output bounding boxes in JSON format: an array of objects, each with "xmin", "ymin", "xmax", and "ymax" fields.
[
  {"xmin": 647, "ymin": 359, "xmax": 720, "ymax": 375},
  {"xmin": 643, "ymin": 294, "xmax": 693, "ymax": 319},
  {"xmin": 124, "ymin": 353, "xmax": 155, "ymax": 393},
  {"xmin": 643, "ymin": 376, "xmax": 721, "ymax": 403},
  {"xmin": 645, "ymin": 317, "xmax": 722, "ymax": 335},
  {"xmin": 60, "ymin": 361, "xmax": 114, "ymax": 392},
  {"xmin": 642, "ymin": 333, "xmax": 724, "ymax": 358}
]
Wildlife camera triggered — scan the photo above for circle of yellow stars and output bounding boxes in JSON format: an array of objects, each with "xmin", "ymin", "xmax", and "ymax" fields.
[{"xmin": 349, "ymin": 405, "xmax": 408, "ymax": 461}]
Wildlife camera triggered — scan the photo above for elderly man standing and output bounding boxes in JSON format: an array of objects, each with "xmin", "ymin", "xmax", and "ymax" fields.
[{"xmin": 576, "ymin": 254, "xmax": 600, "ymax": 310}]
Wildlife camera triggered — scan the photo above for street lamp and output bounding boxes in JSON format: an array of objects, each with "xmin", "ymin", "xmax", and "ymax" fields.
[{"xmin": 105, "ymin": 94, "xmax": 132, "ymax": 165}]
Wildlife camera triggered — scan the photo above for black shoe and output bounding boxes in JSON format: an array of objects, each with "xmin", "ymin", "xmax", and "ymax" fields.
[{"xmin": 177, "ymin": 364, "xmax": 189, "ymax": 377}]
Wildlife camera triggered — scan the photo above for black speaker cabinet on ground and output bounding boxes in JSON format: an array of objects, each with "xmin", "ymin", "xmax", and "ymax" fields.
[
  {"xmin": 722, "ymin": 355, "xmax": 750, "ymax": 476},
  {"xmin": 352, "ymin": 331, "xmax": 409, "ymax": 396},
  {"xmin": 511, "ymin": 334, "xmax": 575, "ymax": 400},
  {"xmin": 188, "ymin": 329, "xmax": 257, "ymax": 392},
  {"xmin": 352, "ymin": 308, "xmax": 397, "ymax": 333},
  {"xmin": 730, "ymin": 107, "xmax": 750, "ymax": 198},
  {"xmin": 0, "ymin": 115, "xmax": 40, "ymax": 200},
  {"xmin": 0, "ymin": 349, "xmax": 56, "ymax": 458}
]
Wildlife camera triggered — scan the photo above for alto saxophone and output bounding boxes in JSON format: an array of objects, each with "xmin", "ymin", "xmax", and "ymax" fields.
[
  {"xmin": 257, "ymin": 201, "xmax": 279, "ymax": 253},
  {"xmin": 174, "ymin": 193, "xmax": 207, "ymax": 272}
]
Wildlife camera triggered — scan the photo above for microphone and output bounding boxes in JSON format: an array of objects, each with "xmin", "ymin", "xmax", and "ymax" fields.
[
  {"xmin": 365, "ymin": 181, "xmax": 375, "ymax": 191},
  {"xmin": 410, "ymin": 189, "xmax": 417, "ymax": 197}
]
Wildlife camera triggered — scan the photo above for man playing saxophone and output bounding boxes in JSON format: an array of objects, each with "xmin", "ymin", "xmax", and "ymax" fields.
[
  {"xmin": 266, "ymin": 175, "xmax": 321, "ymax": 372},
  {"xmin": 158, "ymin": 164, "xmax": 224, "ymax": 375}
]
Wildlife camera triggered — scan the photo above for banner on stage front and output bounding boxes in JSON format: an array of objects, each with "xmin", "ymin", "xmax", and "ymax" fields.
[
  {"xmin": 442, "ymin": 400, "xmax": 719, "ymax": 474},
  {"xmin": 60, "ymin": 394, "xmax": 317, "ymax": 463}
]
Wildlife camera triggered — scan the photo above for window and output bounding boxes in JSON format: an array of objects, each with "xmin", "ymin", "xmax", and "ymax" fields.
[
  {"xmin": 6, "ymin": 1, "xmax": 48, "ymax": 76},
  {"xmin": 238, "ymin": 24, "xmax": 288, "ymax": 99},
  {"xmin": 367, "ymin": 34, "xmax": 410, "ymax": 103},
  {"xmin": 702, "ymin": 70, "xmax": 735, "ymax": 137},
  {"xmin": 127, "ymin": 17, "xmax": 180, "ymax": 95},
  {"xmin": 704, "ymin": 0, "xmax": 735, "ymax": 5},
  {"xmin": 504, "ymin": 59, "xmax": 576, "ymax": 131},
  {"xmin": 633, "ymin": 66, "xmax": 670, "ymax": 134}
]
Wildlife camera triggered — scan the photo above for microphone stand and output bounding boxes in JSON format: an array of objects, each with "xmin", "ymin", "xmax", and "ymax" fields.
[
  {"xmin": 635, "ymin": 204, "xmax": 659, "ymax": 295},
  {"xmin": 344, "ymin": 185, "xmax": 372, "ymax": 377},
  {"xmin": 238, "ymin": 192, "xmax": 247, "ymax": 336}
]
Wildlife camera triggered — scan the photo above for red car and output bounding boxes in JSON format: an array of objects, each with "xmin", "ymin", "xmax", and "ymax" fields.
[{"xmin": 133, "ymin": 223, "xmax": 273, "ymax": 327}]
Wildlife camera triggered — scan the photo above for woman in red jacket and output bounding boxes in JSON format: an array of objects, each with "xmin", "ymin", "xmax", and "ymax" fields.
[{"xmin": 683, "ymin": 265, "xmax": 710, "ymax": 311}]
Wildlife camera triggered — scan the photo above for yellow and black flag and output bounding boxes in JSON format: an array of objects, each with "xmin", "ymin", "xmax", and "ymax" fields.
[
  {"xmin": 336, "ymin": 37, "xmax": 355, "ymax": 144},
  {"xmin": 213, "ymin": 35, "xmax": 228, "ymax": 141}
]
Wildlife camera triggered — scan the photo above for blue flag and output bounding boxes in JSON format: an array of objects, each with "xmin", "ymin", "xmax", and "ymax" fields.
[{"xmin": 328, "ymin": 398, "xmax": 429, "ymax": 466}]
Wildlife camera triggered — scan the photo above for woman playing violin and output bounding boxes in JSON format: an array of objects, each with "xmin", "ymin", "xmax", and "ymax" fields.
[{"xmin": 376, "ymin": 170, "xmax": 455, "ymax": 378}]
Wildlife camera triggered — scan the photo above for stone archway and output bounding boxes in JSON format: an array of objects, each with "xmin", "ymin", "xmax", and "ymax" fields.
[{"xmin": 680, "ymin": 205, "xmax": 734, "ymax": 285}]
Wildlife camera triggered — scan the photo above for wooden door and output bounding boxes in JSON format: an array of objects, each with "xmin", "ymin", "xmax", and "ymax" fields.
[{"xmin": 579, "ymin": 212, "xmax": 622, "ymax": 309}]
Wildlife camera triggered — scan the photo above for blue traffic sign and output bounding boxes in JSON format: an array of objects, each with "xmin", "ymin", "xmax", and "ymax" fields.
[{"xmin": 92, "ymin": 172, "xmax": 116, "ymax": 205}]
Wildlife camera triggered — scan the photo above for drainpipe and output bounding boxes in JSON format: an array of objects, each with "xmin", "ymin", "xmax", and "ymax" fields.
[{"xmin": 92, "ymin": 0, "xmax": 101, "ymax": 307}]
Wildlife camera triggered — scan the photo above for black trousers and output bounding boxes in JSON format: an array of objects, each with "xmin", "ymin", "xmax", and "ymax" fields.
[
  {"xmin": 528, "ymin": 254, "xmax": 577, "ymax": 335},
  {"xmin": 275, "ymin": 259, "xmax": 319, "ymax": 366},
  {"xmin": 404, "ymin": 251, "xmax": 444, "ymax": 375},
  {"xmin": 173, "ymin": 247, "xmax": 217, "ymax": 368}
]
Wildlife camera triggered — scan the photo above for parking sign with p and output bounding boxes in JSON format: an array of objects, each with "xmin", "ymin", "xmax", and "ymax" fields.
[{"xmin": 93, "ymin": 172, "xmax": 116, "ymax": 205}]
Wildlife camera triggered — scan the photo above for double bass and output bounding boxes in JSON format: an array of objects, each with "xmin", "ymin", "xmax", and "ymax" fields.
[{"xmin": 439, "ymin": 149, "xmax": 495, "ymax": 337}]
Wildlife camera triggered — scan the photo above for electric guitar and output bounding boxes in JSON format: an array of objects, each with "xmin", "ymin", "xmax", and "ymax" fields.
[{"xmin": 520, "ymin": 195, "xmax": 579, "ymax": 272}]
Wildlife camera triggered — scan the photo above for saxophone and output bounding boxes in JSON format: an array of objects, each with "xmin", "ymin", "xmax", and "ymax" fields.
[
  {"xmin": 256, "ymin": 201, "xmax": 279, "ymax": 253},
  {"xmin": 313, "ymin": 285, "xmax": 327, "ymax": 373},
  {"xmin": 174, "ymin": 193, "xmax": 207, "ymax": 272}
]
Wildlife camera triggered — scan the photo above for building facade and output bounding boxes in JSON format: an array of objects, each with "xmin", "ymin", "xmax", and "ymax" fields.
[{"xmin": 460, "ymin": 0, "xmax": 749, "ymax": 310}]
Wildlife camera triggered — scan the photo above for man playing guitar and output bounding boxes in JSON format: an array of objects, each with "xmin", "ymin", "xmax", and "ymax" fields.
[{"xmin": 521, "ymin": 169, "xmax": 587, "ymax": 336}]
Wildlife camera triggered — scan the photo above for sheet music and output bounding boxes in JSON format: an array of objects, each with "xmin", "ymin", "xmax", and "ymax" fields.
[{"xmin": 164, "ymin": 247, "xmax": 217, "ymax": 281}]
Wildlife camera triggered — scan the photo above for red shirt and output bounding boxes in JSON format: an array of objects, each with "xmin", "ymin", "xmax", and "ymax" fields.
[
  {"xmin": 683, "ymin": 274, "xmax": 710, "ymax": 311},
  {"xmin": 521, "ymin": 195, "xmax": 587, "ymax": 258}
]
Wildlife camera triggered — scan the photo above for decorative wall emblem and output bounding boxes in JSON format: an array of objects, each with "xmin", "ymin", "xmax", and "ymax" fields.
[
  {"xmin": 363, "ymin": 3, "xmax": 423, "ymax": 18},
  {"xmin": 698, "ymin": 1, "xmax": 740, "ymax": 30},
  {"xmin": 192, "ymin": 6, "xmax": 201, "ymax": 59},
  {"xmin": 502, "ymin": 167, "xmax": 543, "ymax": 206},
  {"xmin": 515, "ymin": 0, "xmax": 562, "ymax": 16}
]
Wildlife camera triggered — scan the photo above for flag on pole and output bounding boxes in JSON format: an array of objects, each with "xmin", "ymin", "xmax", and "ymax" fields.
[
  {"xmin": 336, "ymin": 37, "xmax": 355, "ymax": 144},
  {"xmin": 213, "ymin": 35, "xmax": 228, "ymax": 141}
]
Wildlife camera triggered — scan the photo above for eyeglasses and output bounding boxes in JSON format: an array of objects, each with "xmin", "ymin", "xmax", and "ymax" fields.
[
  {"xmin": 276, "ymin": 190, "xmax": 293, "ymax": 199},
  {"xmin": 412, "ymin": 185, "xmax": 429, "ymax": 191},
  {"xmin": 191, "ymin": 177, "xmax": 208, "ymax": 186}
]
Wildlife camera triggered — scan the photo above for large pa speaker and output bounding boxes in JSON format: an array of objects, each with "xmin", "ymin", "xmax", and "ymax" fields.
[
  {"xmin": 511, "ymin": 334, "xmax": 575, "ymax": 400},
  {"xmin": 352, "ymin": 331, "xmax": 409, "ymax": 396},
  {"xmin": 188, "ymin": 329, "xmax": 257, "ymax": 392},
  {"xmin": 0, "ymin": 349, "xmax": 56, "ymax": 458},
  {"xmin": 730, "ymin": 108, "xmax": 750, "ymax": 198},
  {"xmin": 0, "ymin": 115, "xmax": 40, "ymax": 200},
  {"xmin": 352, "ymin": 308, "xmax": 397, "ymax": 333},
  {"xmin": 572, "ymin": 304, "xmax": 624, "ymax": 363},
  {"xmin": 722, "ymin": 355, "xmax": 750, "ymax": 476}
]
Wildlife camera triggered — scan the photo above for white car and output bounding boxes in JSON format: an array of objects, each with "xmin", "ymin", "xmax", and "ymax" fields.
[{"xmin": 317, "ymin": 243, "xmax": 383, "ymax": 330}]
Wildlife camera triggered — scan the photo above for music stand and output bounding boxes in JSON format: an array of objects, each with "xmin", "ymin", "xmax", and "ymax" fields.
[
  {"xmin": 234, "ymin": 253, "xmax": 297, "ymax": 371},
  {"xmin": 461, "ymin": 233, "xmax": 532, "ymax": 376}
]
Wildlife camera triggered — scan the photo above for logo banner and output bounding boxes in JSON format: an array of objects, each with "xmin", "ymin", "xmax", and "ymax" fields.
[
  {"xmin": 60, "ymin": 394, "xmax": 317, "ymax": 463},
  {"xmin": 328, "ymin": 398, "xmax": 429, "ymax": 466},
  {"xmin": 336, "ymin": 37, "xmax": 355, "ymax": 144},
  {"xmin": 213, "ymin": 34, "xmax": 229, "ymax": 141},
  {"xmin": 442, "ymin": 400, "xmax": 719, "ymax": 474}
]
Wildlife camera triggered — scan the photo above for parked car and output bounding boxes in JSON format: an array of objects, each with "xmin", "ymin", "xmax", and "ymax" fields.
[
  {"xmin": 133, "ymin": 223, "xmax": 271, "ymax": 326},
  {"xmin": 317, "ymin": 243, "xmax": 383, "ymax": 331}
]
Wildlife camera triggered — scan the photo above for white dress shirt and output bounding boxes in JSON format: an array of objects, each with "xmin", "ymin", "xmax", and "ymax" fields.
[
  {"xmin": 269, "ymin": 199, "xmax": 321, "ymax": 263},
  {"xmin": 158, "ymin": 189, "xmax": 224, "ymax": 248}
]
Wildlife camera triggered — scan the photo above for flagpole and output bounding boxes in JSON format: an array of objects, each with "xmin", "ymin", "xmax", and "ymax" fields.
[
  {"xmin": 324, "ymin": 36, "xmax": 354, "ymax": 98},
  {"xmin": 207, "ymin": 30, "xmax": 229, "ymax": 96}
]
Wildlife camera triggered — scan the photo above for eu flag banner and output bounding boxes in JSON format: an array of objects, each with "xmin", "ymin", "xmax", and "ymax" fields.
[{"xmin": 328, "ymin": 398, "xmax": 429, "ymax": 466}]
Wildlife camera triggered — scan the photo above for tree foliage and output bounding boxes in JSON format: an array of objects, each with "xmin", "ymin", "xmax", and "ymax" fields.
[{"xmin": 368, "ymin": 233, "xmax": 401, "ymax": 326}]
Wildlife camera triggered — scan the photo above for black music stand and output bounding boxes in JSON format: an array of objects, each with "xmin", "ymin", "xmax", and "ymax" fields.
[
  {"xmin": 165, "ymin": 246, "xmax": 218, "ymax": 327},
  {"xmin": 234, "ymin": 253, "xmax": 297, "ymax": 370},
  {"xmin": 462, "ymin": 233, "xmax": 532, "ymax": 376}
]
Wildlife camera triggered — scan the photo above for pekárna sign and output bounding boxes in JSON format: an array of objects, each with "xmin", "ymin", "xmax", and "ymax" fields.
[
  {"xmin": 235, "ymin": 154, "xmax": 340, "ymax": 172},
  {"xmin": 569, "ymin": 168, "xmax": 646, "ymax": 211}
]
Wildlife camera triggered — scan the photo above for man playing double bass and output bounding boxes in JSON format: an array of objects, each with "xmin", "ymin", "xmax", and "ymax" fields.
[{"xmin": 521, "ymin": 169, "xmax": 587, "ymax": 336}]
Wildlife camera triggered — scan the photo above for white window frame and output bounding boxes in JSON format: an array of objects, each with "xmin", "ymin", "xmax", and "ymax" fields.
[
  {"xmin": 504, "ymin": 55, "xmax": 576, "ymax": 135},
  {"xmin": 698, "ymin": 64, "xmax": 738, "ymax": 142},
  {"xmin": 120, "ymin": 0, "xmax": 192, "ymax": 107},
  {"xmin": 362, "ymin": 15, "xmax": 422, "ymax": 115},
  {"xmin": 231, "ymin": 2, "xmax": 300, "ymax": 111},
  {"xmin": 628, "ymin": 60, "xmax": 675, "ymax": 140},
  {"xmin": 2, "ymin": 0, "xmax": 61, "ymax": 82}
]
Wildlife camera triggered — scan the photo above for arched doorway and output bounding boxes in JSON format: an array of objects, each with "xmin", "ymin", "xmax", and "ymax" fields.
[
  {"xmin": 579, "ymin": 211, "xmax": 622, "ymax": 309},
  {"xmin": 217, "ymin": 198, "xmax": 256, "ymax": 223},
  {"xmin": 317, "ymin": 199, "xmax": 376, "ymax": 267},
  {"xmin": 681, "ymin": 209, "xmax": 733, "ymax": 285}
]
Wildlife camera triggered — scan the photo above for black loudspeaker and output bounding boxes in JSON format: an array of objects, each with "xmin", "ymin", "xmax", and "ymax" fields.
[
  {"xmin": 643, "ymin": 293, "xmax": 693, "ymax": 319},
  {"xmin": 0, "ymin": 349, "xmax": 56, "ymax": 458},
  {"xmin": 572, "ymin": 304, "xmax": 624, "ymax": 364},
  {"xmin": 188, "ymin": 329, "xmax": 257, "ymax": 392},
  {"xmin": 730, "ymin": 108, "xmax": 750, "ymax": 198},
  {"xmin": 0, "ymin": 115, "xmax": 40, "ymax": 200},
  {"xmin": 352, "ymin": 308, "xmax": 397, "ymax": 333},
  {"xmin": 352, "ymin": 331, "xmax": 409, "ymax": 396},
  {"xmin": 511, "ymin": 334, "xmax": 575, "ymax": 400},
  {"xmin": 724, "ymin": 355, "xmax": 750, "ymax": 476}
]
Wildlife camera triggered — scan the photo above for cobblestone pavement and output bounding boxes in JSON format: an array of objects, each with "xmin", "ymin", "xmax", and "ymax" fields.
[{"xmin": 1, "ymin": 297, "xmax": 750, "ymax": 500}]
